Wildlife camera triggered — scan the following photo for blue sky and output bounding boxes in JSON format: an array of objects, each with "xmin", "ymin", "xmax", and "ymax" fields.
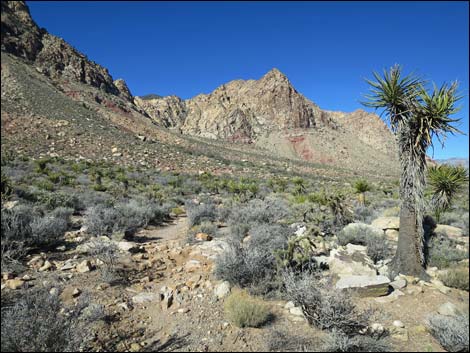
[{"xmin": 28, "ymin": 1, "xmax": 469, "ymax": 159}]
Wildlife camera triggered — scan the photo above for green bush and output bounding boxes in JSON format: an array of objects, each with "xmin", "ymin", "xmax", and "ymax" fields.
[
  {"xmin": 439, "ymin": 267, "xmax": 469, "ymax": 291},
  {"xmin": 427, "ymin": 235, "xmax": 468, "ymax": 268},
  {"xmin": 224, "ymin": 290, "xmax": 271, "ymax": 328}
]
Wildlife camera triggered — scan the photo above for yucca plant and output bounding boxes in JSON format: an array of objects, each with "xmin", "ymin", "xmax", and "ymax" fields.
[
  {"xmin": 428, "ymin": 165, "xmax": 468, "ymax": 222},
  {"xmin": 353, "ymin": 179, "xmax": 371, "ymax": 206},
  {"xmin": 363, "ymin": 65, "xmax": 462, "ymax": 278}
]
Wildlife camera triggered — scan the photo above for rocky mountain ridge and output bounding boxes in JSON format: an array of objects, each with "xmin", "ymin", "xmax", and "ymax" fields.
[{"xmin": 1, "ymin": 0, "xmax": 399, "ymax": 175}]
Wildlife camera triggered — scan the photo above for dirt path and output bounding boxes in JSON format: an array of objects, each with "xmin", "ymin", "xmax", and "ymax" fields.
[{"xmin": 135, "ymin": 216, "xmax": 190, "ymax": 243}]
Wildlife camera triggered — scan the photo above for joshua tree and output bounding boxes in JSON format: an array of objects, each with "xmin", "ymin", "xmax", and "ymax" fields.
[
  {"xmin": 363, "ymin": 65, "xmax": 462, "ymax": 278},
  {"xmin": 353, "ymin": 179, "xmax": 371, "ymax": 206},
  {"xmin": 428, "ymin": 164, "xmax": 468, "ymax": 222}
]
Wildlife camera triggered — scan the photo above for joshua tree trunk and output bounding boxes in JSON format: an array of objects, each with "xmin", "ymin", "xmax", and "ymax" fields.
[{"xmin": 390, "ymin": 128, "xmax": 429, "ymax": 280}]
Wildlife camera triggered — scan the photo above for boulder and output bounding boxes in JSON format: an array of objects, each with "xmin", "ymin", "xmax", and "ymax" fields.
[
  {"xmin": 336, "ymin": 275, "xmax": 391, "ymax": 297},
  {"xmin": 371, "ymin": 217, "xmax": 400, "ymax": 230},
  {"xmin": 385, "ymin": 229, "xmax": 399, "ymax": 241},
  {"xmin": 437, "ymin": 302, "xmax": 461, "ymax": 317},
  {"xmin": 324, "ymin": 244, "xmax": 377, "ymax": 278},
  {"xmin": 435, "ymin": 225, "xmax": 466, "ymax": 243}
]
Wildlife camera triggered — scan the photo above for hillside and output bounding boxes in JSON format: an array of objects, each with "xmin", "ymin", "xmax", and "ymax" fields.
[{"xmin": 1, "ymin": 0, "xmax": 399, "ymax": 179}]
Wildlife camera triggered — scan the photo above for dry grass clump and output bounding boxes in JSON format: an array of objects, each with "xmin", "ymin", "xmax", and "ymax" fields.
[{"xmin": 224, "ymin": 290, "xmax": 271, "ymax": 328}]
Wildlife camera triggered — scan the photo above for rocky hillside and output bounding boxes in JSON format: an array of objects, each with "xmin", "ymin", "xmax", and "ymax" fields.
[
  {"xmin": 1, "ymin": 0, "xmax": 399, "ymax": 178},
  {"xmin": 135, "ymin": 70, "xmax": 398, "ymax": 170},
  {"xmin": 1, "ymin": 1, "xmax": 129, "ymax": 99}
]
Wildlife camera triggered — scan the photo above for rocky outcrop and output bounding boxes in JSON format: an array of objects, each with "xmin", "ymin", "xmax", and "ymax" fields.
[
  {"xmin": 135, "ymin": 68, "xmax": 398, "ymax": 170},
  {"xmin": 134, "ymin": 95, "xmax": 187, "ymax": 128},
  {"xmin": 114, "ymin": 79, "xmax": 133, "ymax": 101},
  {"xmin": 1, "ymin": 1, "xmax": 127, "ymax": 98}
]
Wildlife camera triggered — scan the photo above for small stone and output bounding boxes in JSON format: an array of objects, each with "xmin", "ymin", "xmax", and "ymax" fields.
[
  {"xmin": 132, "ymin": 292, "xmax": 159, "ymax": 304},
  {"xmin": 370, "ymin": 323, "xmax": 385, "ymax": 335},
  {"xmin": 393, "ymin": 320, "xmax": 405, "ymax": 328},
  {"xmin": 49, "ymin": 287, "xmax": 59, "ymax": 296},
  {"xmin": 76, "ymin": 260, "xmax": 92, "ymax": 273},
  {"xmin": 38, "ymin": 260, "xmax": 53, "ymax": 272},
  {"xmin": 130, "ymin": 342, "xmax": 141, "ymax": 352},
  {"xmin": 437, "ymin": 302, "xmax": 461, "ymax": 317},
  {"xmin": 72, "ymin": 288, "xmax": 81, "ymax": 297},
  {"xmin": 390, "ymin": 327, "xmax": 409, "ymax": 341},
  {"xmin": 289, "ymin": 307, "xmax": 304, "ymax": 317},
  {"xmin": 177, "ymin": 308, "xmax": 190, "ymax": 313},
  {"xmin": 214, "ymin": 281, "xmax": 231, "ymax": 299},
  {"xmin": 195, "ymin": 232, "xmax": 213, "ymax": 241},
  {"xmin": 6, "ymin": 279, "xmax": 25, "ymax": 290},
  {"xmin": 21, "ymin": 274, "xmax": 33, "ymax": 281},
  {"xmin": 390, "ymin": 278, "xmax": 407, "ymax": 290},
  {"xmin": 284, "ymin": 301, "xmax": 295, "ymax": 309}
]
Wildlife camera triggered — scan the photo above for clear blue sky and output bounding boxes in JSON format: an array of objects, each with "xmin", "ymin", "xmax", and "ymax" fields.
[{"xmin": 28, "ymin": 1, "xmax": 469, "ymax": 159}]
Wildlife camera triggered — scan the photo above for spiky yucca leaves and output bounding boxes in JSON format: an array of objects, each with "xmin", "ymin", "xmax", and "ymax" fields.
[
  {"xmin": 428, "ymin": 165, "xmax": 468, "ymax": 222},
  {"xmin": 363, "ymin": 65, "xmax": 462, "ymax": 278},
  {"xmin": 353, "ymin": 179, "xmax": 371, "ymax": 206},
  {"xmin": 363, "ymin": 64, "xmax": 422, "ymax": 131}
]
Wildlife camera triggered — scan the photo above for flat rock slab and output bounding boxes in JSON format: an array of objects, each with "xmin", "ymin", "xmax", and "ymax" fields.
[
  {"xmin": 371, "ymin": 217, "xmax": 400, "ymax": 230},
  {"xmin": 336, "ymin": 275, "xmax": 391, "ymax": 297}
]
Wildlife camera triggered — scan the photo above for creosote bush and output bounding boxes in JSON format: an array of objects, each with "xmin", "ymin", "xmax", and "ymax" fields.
[
  {"xmin": 438, "ymin": 267, "xmax": 469, "ymax": 291},
  {"xmin": 1, "ymin": 289, "xmax": 105, "ymax": 352},
  {"xmin": 321, "ymin": 329, "xmax": 390, "ymax": 352},
  {"xmin": 185, "ymin": 200, "xmax": 217, "ymax": 226},
  {"xmin": 427, "ymin": 234, "xmax": 468, "ymax": 268},
  {"xmin": 224, "ymin": 290, "xmax": 271, "ymax": 328},
  {"xmin": 282, "ymin": 272, "xmax": 371, "ymax": 335},
  {"xmin": 426, "ymin": 314, "xmax": 469, "ymax": 352}
]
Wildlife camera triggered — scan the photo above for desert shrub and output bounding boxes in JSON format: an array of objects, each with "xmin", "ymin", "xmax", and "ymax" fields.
[
  {"xmin": 228, "ymin": 197, "xmax": 290, "ymax": 227},
  {"xmin": 321, "ymin": 330, "xmax": 390, "ymax": 352},
  {"xmin": 224, "ymin": 290, "xmax": 271, "ymax": 328},
  {"xmin": 353, "ymin": 205, "xmax": 376, "ymax": 223},
  {"xmin": 215, "ymin": 224, "xmax": 290, "ymax": 294},
  {"xmin": 85, "ymin": 199, "xmax": 167, "ymax": 236},
  {"xmin": 30, "ymin": 214, "xmax": 68, "ymax": 247},
  {"xmin": 185, "ymin": 200, "xmax": 217, "ymax": 226},
  {"xmin": 115, "ymin": 198, "xmax": 166, "ymax": 231},
  {"xmin": 337, "ymin": 223, "xmax": 382, "ymax": 246},
  {"xmin": 265, "ymin": 329, "xmax": 316, "ymax": 352},
  {"xmin": 366, "ymin": 235, "xmax": 390, "ymax": 264},
  {"xmin": 337, "ymin": 223, "xmax": 389, "ymax": 263},
  {"xmin": 439, "ymin": 267, "xmax": 469, "ymax": 291},
  {"xmin": 1, "ymin": 289, "xmax": 104, "ymax": 352},
  {"xmin": 28, "ymin": 189, "xmax": 80, "ymax": 210},
  {"xmin": 84, "ymin": 204, "xmax": 120, "ymax": 236},
  {"xmin": 1, "ymin": 205, "xmax": 70, "ymax": 268},
  {"xmin": 426, "ymin": 314, "xmax": 469, "ymax": 352},
  {"xmin": 427, "ymin": 235, "xmax": 468, "ymax": 268},
  {"xmin": 88, "ymin": 240, "xmax": 120, "ymax": 283},
  {"xmin": 1, "ymin": 172, "xmax": 14, "ymax": 201},
  {"xmin": 282, "ymin": 272, "xmax": 371, "ymax": 335}
]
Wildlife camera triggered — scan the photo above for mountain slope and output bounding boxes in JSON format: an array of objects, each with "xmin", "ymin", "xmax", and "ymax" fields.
[
  {"xmin": 135, "ymin": 69, "xmax": 398, "ymax": 172},
  {"xmin": 1, "ymin": 1, "xmax": 399, "ymax": 179}
]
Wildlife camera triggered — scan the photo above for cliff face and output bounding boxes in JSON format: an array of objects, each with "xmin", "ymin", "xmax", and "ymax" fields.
[{"xmin": 1, "ymin": 1, "xmax": 130, "ymax": 99}]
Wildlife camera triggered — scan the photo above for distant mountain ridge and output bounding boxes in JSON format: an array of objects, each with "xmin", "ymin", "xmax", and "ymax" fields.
[
  {"xmin": 435, "ymin": 158, "xmax": 469, "ymax": 169},
  {"xmin": 1, "ymin": 0, "xmax": 400, "ymax": 175}
]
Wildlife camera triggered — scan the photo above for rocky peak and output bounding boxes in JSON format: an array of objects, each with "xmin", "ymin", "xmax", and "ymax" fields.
[
  {"xmin": 114, "ymin": 79, "xmax": 133, "ymax": 101},
  {"xmin": 1, "ymin": 1, "xmax": 131, "ymax": 100}
]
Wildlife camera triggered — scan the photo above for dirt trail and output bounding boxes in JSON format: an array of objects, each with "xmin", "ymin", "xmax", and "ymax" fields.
[{"xmin": 135, "ymin": 216, "xmax": 190, "ymax": 243}]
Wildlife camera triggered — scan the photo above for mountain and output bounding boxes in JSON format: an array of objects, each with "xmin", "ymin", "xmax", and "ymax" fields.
[
  {"xmin": 1, "ymin": 1, "xmax": 399, "ymax": 179},
  {"xmin": 134, "ymin": 70, "xmax": 398, "ymax": 171},
  {"xmin": 435, "ymin": 158, "xmax": 469, "ymax": 169}
]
